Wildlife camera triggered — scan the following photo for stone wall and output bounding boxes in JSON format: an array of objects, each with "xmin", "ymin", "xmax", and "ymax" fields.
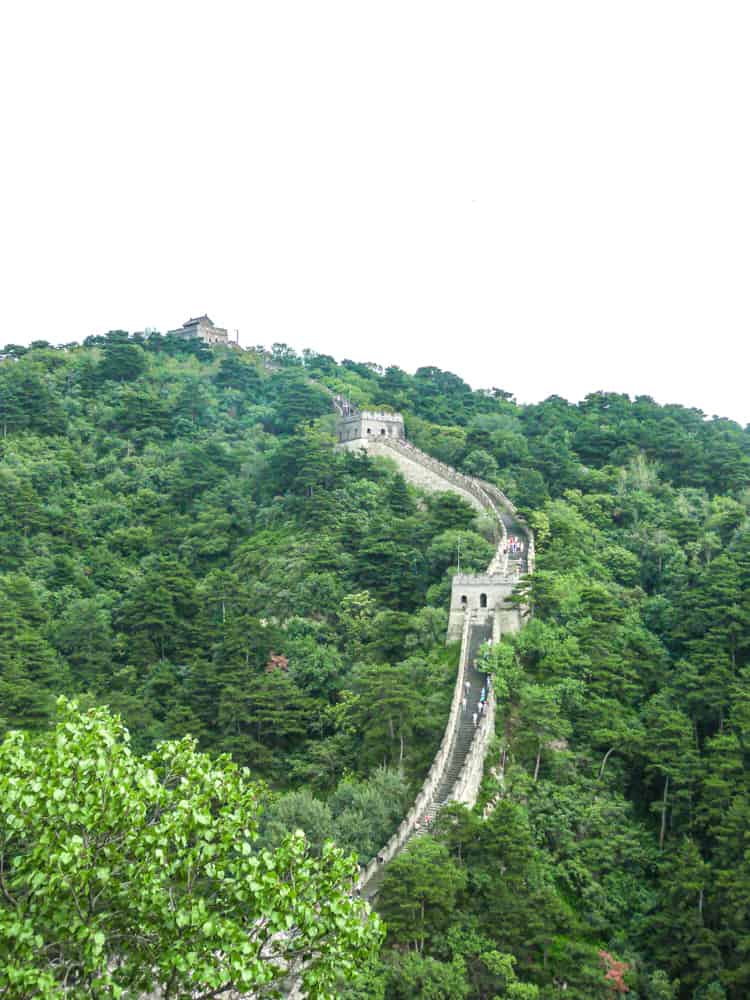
[
  {"xmin": 375, "ymin": 439, "xmax": 533, "ymax": 570},
  {"xmin": 353, "ymin": 438, "xmax": 486, "ymax": 513},
  {"xmin": 337, "ymin": 422, "xmax": 534, "ymax": 575},
  {"xmin": 348, "ymin": 430, "xmax": 533, "ymax": 902},
  {"xmin": 376, "ymin": 438, "xmax": 505, "ymax": 524},
  {"xmin": 359, "ymin": 437, "xmax": 529, "ymax": 638},
  {"xmin": 477, "ymin": 479, "xmax": 536, "ymax": 574},
  {"xmin": 449, "ymin": 604, "xmax": 523, "ymax": 808},
  {"xmin": 357, "ymin": 612, "xmax": 474, "ymax": 891}
]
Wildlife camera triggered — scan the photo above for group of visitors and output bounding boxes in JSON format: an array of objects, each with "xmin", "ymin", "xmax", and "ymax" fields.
[
  {"xmin": 474, "ymin": 683, "xmax": 489, "ymax": 726},
  {"xmin": 505, "ymin": 534, "xmax": 523, "ymax": 556},
  {"xmin": 334, "ymin": 394, "xmax": 353, "ymax": 417},
  {"xmin": 415, "ymin": 811, "xmax": 433, "ymax": 835},
  {"xmin": 465, "ymin": 677, "xmax": 490, "ymax": 727}
]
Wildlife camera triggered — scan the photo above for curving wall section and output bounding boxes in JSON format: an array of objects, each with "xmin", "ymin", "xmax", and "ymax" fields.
[
  {"xmin": 356, "ymin": 612, "xmax": 474, "ymax": 892},
  {"xmin": 351, "ymin": 433, "xmax": 532, "ymax": 897}
]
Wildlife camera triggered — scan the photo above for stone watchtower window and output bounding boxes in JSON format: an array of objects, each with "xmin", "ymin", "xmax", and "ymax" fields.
[
  {"xmin": 367, "ymin": 428, "xmax": 372, "ymax": 434},
  {"xmin": 461, "ymin": 595, "xmax": 467, "ymax": 606},
  {"xmin": 480, "ymin": 593, "xmax": 488, "ymax": 608},
  {"xmin": 380, "ymin": 429, "xmax": 386, "ymax": 435}
]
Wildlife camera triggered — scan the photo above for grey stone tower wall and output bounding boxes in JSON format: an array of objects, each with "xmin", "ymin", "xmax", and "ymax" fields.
[
  {"xmin": 448, "ymin": 575, "xmax": 517, "ymax": 639},
  {"xmin": 337, "ymin": 411, "xmax": 405, "ymax": 443}
]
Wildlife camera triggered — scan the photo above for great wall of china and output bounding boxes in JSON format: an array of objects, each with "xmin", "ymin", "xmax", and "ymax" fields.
[
  {"xmin": 279, "ymin": 400, "xmax": 536, "ymax": 997},
  {"xmin": 334, "ymin": 407, "xmax": 534, "ymax": 900}
]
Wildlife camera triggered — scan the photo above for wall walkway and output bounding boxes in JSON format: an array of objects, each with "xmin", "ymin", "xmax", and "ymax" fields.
[{"xmin": 351, "ymin": 435, "xmax": 532, "ymax": 899}]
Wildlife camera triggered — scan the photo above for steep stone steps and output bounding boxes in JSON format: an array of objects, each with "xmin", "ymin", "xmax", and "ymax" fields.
[{"xmin": 421, "ymin": 623, "xmax": 491, "ymax": 819}]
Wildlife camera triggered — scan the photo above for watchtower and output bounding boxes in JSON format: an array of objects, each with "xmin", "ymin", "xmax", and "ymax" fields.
[
  {"xmin": 168, "ymin": 315, "xmax": 229, "ymax": 345},
  {"xmin": 337, "ymin": 411, "xmax": 405, "ymax": 444},
  {"xmin": 447, "ymin": 574, "xmax": 516, "ymax": 640}
]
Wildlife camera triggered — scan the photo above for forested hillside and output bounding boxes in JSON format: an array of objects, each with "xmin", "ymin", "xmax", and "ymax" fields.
[{"xmin": 2, "ymin": 334, "xmax": 750, "ymax": 998}]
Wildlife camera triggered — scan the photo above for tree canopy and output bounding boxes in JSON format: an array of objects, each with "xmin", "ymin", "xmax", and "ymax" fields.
[
  {"xmin": 3, "ymin": 333, "xmax": 750, "ymax": 997},
  {"xmin": 0, "ymin": 699, "xmax": 381, "ymax": 998}
]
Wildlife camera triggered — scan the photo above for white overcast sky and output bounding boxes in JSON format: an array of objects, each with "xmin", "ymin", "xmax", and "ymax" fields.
[{"xmin": 1, "ymin": 2, "xmax": 748, "ymax": 424}]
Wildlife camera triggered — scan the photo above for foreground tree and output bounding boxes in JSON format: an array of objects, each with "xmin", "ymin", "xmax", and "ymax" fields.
[{"xmin": 0, "ymin": 700, "xmax": 381, "ymax": 999}]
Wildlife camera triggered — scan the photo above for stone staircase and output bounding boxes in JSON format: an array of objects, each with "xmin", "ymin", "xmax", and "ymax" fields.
[
  {"xmin": 419, "ymin": 624, "xmax": 492, "ymax": 818},
  {"xmin": 362, "ymin": 622, "xmax": 491, "ymax": 899}
]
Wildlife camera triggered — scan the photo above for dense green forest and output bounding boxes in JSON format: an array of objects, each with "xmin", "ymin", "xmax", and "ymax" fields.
[{"xmin": 2, "ymin": 333, "xmax": 750, "ymax": 998}]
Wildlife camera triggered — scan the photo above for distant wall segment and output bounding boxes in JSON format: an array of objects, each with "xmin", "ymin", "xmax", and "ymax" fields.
[
  {"xmin": 340, "ymin": 431, "xmax": 532, "ymax": 638},
  {"xmin": 354, "ymin": 437, "xmax": 486, "ymax": 514}
]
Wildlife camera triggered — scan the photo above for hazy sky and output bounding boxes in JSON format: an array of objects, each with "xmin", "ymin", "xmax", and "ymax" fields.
[{"xmin": 1, "ymin": 2, "xmax": 748, "ymax": 424}]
